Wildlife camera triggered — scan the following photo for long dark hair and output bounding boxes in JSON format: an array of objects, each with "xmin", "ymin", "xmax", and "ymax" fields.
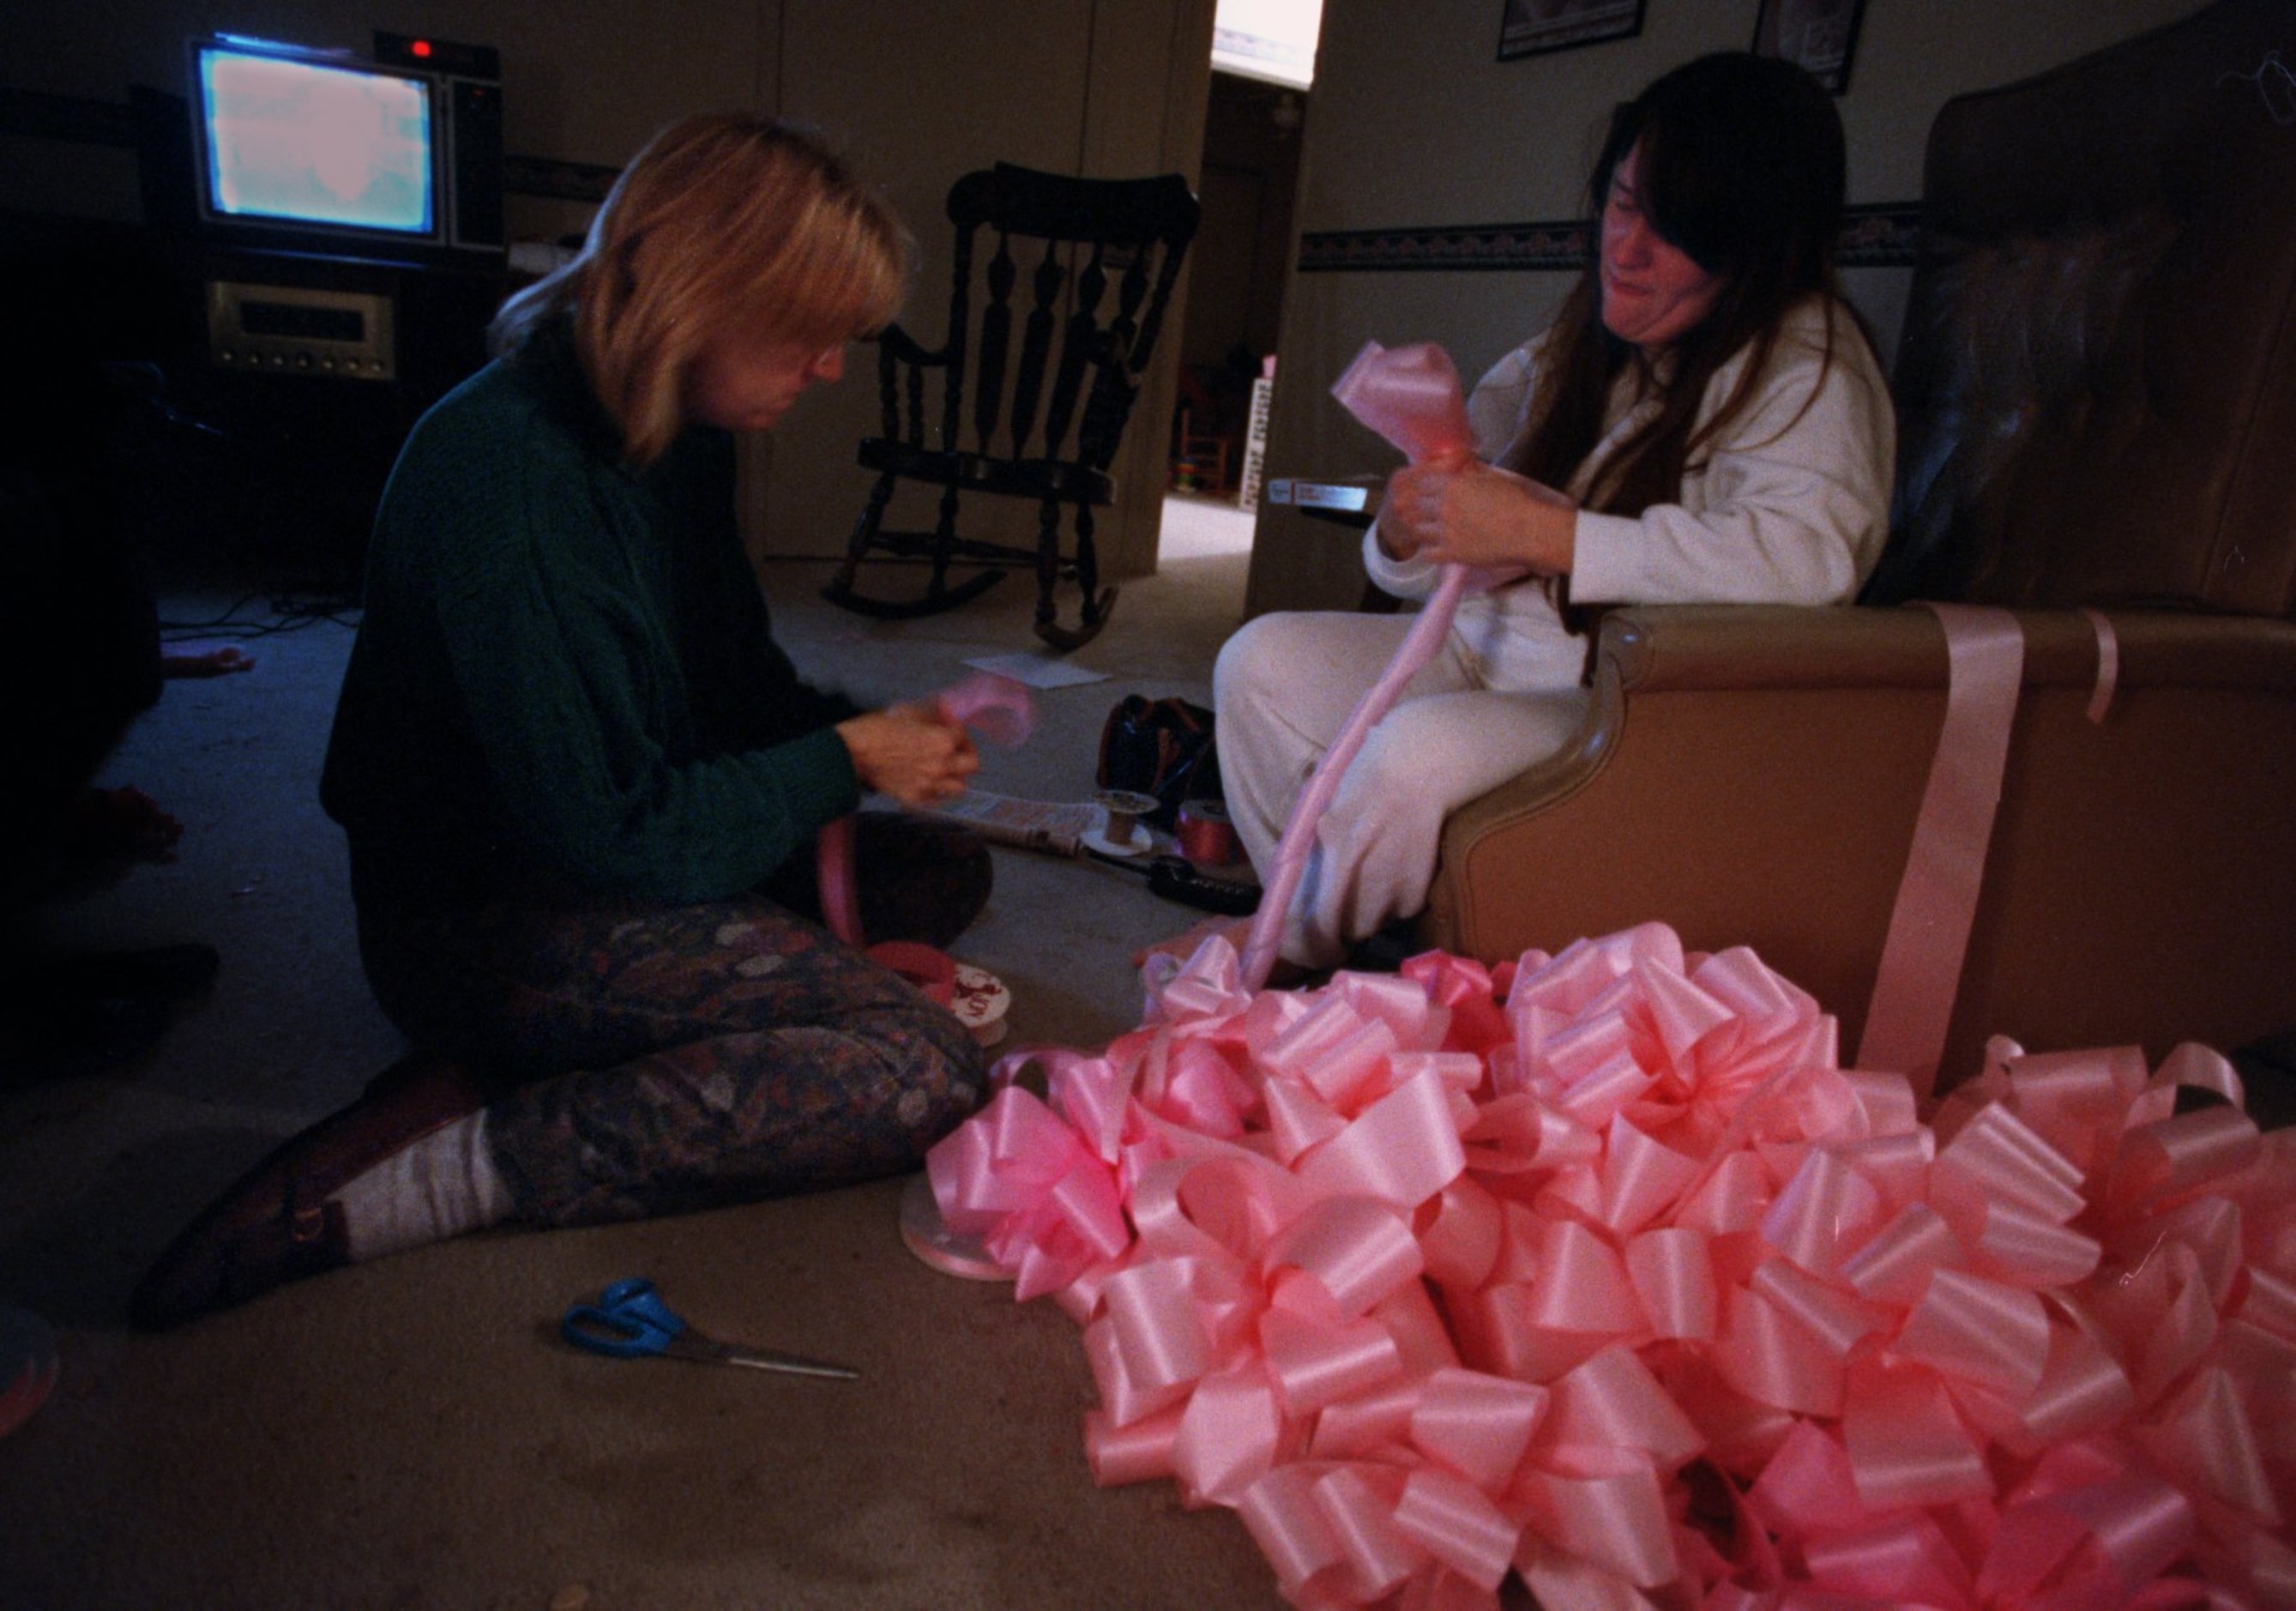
[{"xmin": 1506, "ymin": 52, "xmax": 1852, "ymax": 517}]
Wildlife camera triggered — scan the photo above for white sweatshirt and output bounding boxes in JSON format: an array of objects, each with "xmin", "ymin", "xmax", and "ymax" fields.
[{"xmin": 1362, "ymin": 294, "xmax": 1896, "ymax": 690}]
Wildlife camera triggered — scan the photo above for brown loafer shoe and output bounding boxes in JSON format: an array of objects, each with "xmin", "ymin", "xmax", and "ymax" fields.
[{"xmin": 131, "ymin": 1059, "xmax": 485, "ymax": 1330}]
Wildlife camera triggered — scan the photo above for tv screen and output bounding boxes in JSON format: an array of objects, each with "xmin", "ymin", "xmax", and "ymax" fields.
[{"xmin": 191, "ymin": 38, "xmax": 437, "ymax": 241}]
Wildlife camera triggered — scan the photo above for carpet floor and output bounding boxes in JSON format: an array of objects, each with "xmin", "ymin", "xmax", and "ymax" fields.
[{"xmin": 0, "ymin": 495, "xmax": 1321, "ymax": 1610}]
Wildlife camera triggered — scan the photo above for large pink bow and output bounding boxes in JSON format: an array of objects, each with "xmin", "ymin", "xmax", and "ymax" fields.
[{"xmin": 926, "ymin": 920, "xmax": 2296, "ymax": 1608}]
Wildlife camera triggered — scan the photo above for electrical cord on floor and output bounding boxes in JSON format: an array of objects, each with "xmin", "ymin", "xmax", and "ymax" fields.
[{"xmin": 159, "ymin": 588, "xmax": 361, "ymax": 640}]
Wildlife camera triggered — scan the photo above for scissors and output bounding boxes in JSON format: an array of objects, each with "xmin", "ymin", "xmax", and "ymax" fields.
[{"xmin": 560, "ymin": 1278, "xmax": 859, "ymax": 1381}]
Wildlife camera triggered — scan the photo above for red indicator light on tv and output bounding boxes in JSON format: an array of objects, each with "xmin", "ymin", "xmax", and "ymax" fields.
[{"xmin": 411, "ymin": 39, "xmax": 432, "ymax": 57}]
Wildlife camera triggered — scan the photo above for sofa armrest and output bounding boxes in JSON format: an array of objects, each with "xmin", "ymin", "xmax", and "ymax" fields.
[{"xmin": 1421, "ymin": 602, "xmax": 2296, "ymax": 1084}]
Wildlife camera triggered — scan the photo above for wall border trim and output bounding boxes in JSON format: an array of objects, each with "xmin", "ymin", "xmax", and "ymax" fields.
[{"xmin": 1299, "ymin": 202, "xmax": 1923, "ymax": 273}]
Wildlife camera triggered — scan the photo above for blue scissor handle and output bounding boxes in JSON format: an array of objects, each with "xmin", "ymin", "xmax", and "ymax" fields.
[{"xmin": 562, "ymin": 1277, "xmax": 688, "ymax": 1359}]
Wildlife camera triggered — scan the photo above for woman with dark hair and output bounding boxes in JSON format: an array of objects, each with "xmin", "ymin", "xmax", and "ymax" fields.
[
  {"xmin": 135, "ymin": 115, "xmax": 993, "ymax": 1327},
  {"xmin": 1214, "ymin": 52, "xmax": 1895, "ymax": 973}
]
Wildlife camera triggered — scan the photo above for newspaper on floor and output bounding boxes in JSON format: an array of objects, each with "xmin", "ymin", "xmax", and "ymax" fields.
[{"xmin": 928, "ymin": 790, "xmax": 1100, "ymax": 857}]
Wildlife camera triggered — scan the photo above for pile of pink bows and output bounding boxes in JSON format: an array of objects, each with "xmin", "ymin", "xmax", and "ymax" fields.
[{"xmin": 926, "ymin": 924, "xmax": 2296, "ymax": 1608}]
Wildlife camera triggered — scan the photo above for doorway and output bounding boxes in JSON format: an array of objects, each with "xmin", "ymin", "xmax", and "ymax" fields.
[{"xmin": 1167, "ymin": 71, "xmax": 1306, "ymax": 530}]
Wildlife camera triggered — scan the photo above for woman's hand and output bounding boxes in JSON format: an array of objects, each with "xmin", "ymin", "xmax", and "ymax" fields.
[
  {"xmin": 835, "ymin": 704, "xmax": 980, "ymax": 807},
  {"xmin": 1377, "ymin": 456, "xmax": 1578, "ymax": 574}
]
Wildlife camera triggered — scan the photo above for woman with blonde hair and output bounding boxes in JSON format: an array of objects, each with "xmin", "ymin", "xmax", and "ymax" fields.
[{"xmin": 136, "ymin": 115, "xmax": 992, "ymax": 1327}]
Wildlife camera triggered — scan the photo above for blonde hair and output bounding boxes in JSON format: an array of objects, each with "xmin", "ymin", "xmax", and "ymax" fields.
[{"xmin": 491, "ymin": 114, "xmax": 907, "ymax": 465}]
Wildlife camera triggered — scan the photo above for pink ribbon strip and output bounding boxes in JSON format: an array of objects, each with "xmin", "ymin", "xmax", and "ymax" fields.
[
  {"xmin": 1853, "ymin": 602, "xmax": 2024, "ymax": 1098},
  {"xmin": 817, "ymin": 671, "xmax": 1036, "ymax": 951},
  {"xmin": 2080, "ymin": 606, "xmax": 2120, "ymax": 724},
  {"xmin": 1856, "ymin": 606, "xmax": 2125, "ymax": 1093},
  {"xmin": 817, "ymin": 816, "xmax": 864, "ymax": 949},
  {"xmin": 1239, "ymin": 341, "xmax": 1479, "ymax": 988}
]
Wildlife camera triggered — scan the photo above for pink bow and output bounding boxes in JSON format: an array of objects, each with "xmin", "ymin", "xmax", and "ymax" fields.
[{"xmin": 926, "ymin": 920, "xmax": 2295, "ymax": 1608}]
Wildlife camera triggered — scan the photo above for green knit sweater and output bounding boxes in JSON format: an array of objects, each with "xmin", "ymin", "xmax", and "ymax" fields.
[{"xmin": 320, "ymin": 321, "xmax": 863, "ymax": 907}]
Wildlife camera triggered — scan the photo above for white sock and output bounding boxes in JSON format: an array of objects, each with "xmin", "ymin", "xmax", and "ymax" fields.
[{"xmin": 334, "ymin": 1112, "xmax": 515, "ymax": 1263}]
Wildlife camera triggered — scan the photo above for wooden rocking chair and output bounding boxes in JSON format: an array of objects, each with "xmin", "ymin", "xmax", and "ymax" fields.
[{"xmin": 823, "ymin": 163, "xmax": 1199, "ymax": 650}]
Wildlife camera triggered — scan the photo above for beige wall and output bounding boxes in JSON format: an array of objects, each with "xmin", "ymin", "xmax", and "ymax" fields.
[
  {"xmin": 764, "ymin": 0, "xmax": 1214, "ymax": 576},
  {"xmin": 1245, "ymin": 0, "xmax": 2208, "ymax": 617},
  {"xmin": 0, "ymin": 0, "xmax": 1213, "ymax": 581}
]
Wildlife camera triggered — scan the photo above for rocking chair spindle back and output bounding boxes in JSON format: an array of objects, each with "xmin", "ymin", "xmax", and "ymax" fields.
[{"xmin": 824, "ymin": 163, "xmax": 1198, "ymax": 650}]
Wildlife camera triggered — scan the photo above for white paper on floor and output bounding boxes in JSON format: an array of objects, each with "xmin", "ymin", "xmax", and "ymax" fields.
[{"xmin": 961, "ymin": 652, "xmax": 1111, "ymax": 690}]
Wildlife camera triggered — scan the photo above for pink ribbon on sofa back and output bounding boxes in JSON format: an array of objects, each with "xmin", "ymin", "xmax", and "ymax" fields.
[
  {"xmin": 1853, "ymin": 605, "xmax": 2024, "ymax": 1098},
  {"xmin": 1238, "ymin": 341, "xmax": 1479, "ymax": 990},
  {"xmin": 1856, "ymin": 605, "xmax": 2123, "ymax": 1099}
]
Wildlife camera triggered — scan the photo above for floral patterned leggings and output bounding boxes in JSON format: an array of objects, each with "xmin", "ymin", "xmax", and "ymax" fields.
[{"xmin": 353, "ymin": 831, "xmax": 990, "ymax": 1228}]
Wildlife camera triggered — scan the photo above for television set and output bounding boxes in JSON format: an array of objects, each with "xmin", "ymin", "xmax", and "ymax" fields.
[{"xmin": 185, "ymin": 33, "xmax": 502, "ymax": 263}]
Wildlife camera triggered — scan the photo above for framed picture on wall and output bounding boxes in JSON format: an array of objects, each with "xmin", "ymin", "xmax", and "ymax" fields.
[
  {"xmin": 1752, "ymin": 0, "xmax": 1867, "ymax": 94},
  {"xmin": 1498, "ymin": 0, "xmax": 1646, "ymax": 62}
]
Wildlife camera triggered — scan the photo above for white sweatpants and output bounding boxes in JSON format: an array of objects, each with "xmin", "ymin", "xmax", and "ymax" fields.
[{"xmin": 1213, "ymin": 609, "xmax": 1591, "ymax": 969}]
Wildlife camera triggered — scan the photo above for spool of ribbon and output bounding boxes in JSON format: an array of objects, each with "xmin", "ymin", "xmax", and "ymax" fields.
[
  {"xmin": 899, "ymin": 1170, "xmax": 1013, "ymax": 1281},
  {"xmin": 950, "ymin": 962, "xmax": 1010, "ymax": 1047},
  {"xmin": 1175, "ymin": 799, "xmax": 1243, "ymax": 867},
  {"xmin": 1088, "ymin": 790, "xmax": 1160, "ymax": 859}
]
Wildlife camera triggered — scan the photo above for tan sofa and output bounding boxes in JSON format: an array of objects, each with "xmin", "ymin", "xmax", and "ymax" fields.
[{"xmin": 1417, "ymin": 0, "xmax": 2296, "ymax": 1086}]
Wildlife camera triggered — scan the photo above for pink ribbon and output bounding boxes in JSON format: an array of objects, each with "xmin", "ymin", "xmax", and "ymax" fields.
[
  {"xmin": 922, "ymin": 920, "xmax": 2294, "ymax": 1608},
  {"xmin": 816, "ymin": 670, "xmax": 1034, "ymax": 959},
  {"xmin": 1238, "ymin": 341, "xmax": 1480, "ymax": 989},
  {"xmin": 2080, "ymin": 607, "xmax": 2121, "ymax": 725},
  {"xmin": 1855, "ymin": 603, "xmax": 2024, "ymax": 1097},
  {"xmin": 1856, "ymin": 604, "xmax": 2128, "ymax": 1097}
]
